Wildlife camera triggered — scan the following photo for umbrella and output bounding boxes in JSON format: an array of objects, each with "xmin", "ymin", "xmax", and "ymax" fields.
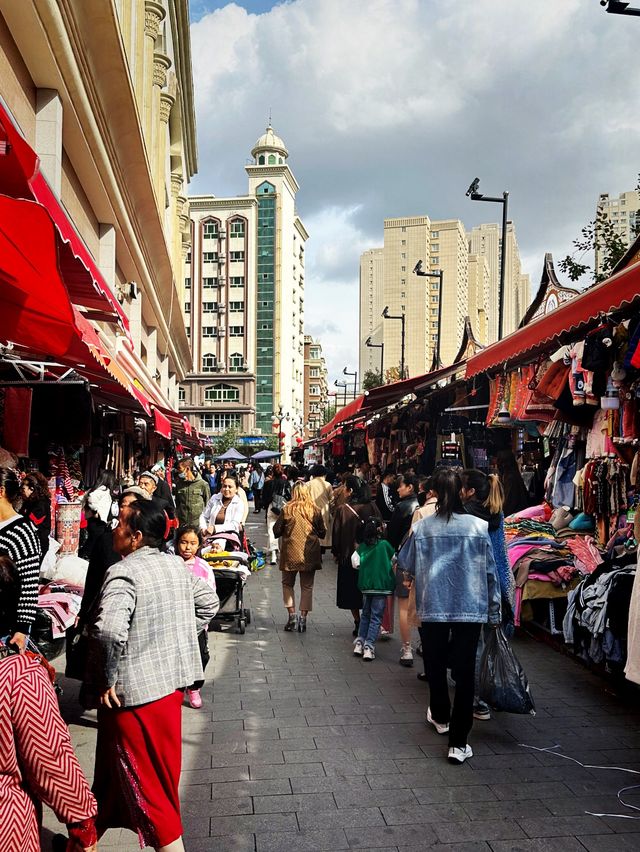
[
  {"xmin": 250, "ymin": 450, "xmax": 282, "ymax": 461},
  {"xmin": 214, "ymin": 448, "xmax": 248, "ymax": 461}
]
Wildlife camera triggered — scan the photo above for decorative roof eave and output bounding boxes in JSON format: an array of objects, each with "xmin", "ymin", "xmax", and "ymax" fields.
[
  {"xmin": 519, "ymin": 253, "xmax": 580, "ymax": 328},
  {"xmin": 611, "ymin": 231, "xmax": 640, "ymax": 275},
  {"xmin": 453, "ymin": 316, "xmax": 484, "ymax": 364}
]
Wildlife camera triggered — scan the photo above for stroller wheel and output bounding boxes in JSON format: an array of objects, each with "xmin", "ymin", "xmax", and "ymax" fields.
[
  {"xmin": 244, "ymin": 608, "xmax": 251, "ymax": 625},
  {"xmin": 237, "ymin": 618, "xmax": 246, "ymax": 635}
]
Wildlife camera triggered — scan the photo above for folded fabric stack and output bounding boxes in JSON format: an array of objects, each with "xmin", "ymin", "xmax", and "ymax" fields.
[
  {"xmin": 505, "ymin": 504, "xmax": 603, "ymax": 626},
  {"xmin": 36, "ymin": 581, "xmax": 82, "ymax": 638}
]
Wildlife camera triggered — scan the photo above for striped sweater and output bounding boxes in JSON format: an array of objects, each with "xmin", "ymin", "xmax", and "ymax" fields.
[{"xmin": 0, "ymin": 516, "xmax": 41, "ymax": 634}]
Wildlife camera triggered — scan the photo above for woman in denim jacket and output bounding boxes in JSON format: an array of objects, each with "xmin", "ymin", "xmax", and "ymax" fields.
[{"xmin": 397, "ymin": 468, "xmax": 501, "ymax": 765}]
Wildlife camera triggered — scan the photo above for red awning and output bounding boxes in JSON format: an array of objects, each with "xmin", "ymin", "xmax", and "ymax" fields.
[
  {"xmin": 360, "ymin": 363, "xmax": 464, "ymax": 412},
  {"xmin": 0, "ymin": 102, "xmax": 130, "ymax": 334},
  {"xmin": 466, "ymin": 261, "xmax": 640, "ymax": 378},
  {"xmin": 319, "ymin": 394, "xmax": 367, "ymax": 438},
  {"xmin": 153, "ymin": 408, "xmax": 172, "ymax": 440}
]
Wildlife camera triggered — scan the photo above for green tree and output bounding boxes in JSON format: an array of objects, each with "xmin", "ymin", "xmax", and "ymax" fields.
[
  {"xmin": 362, "ymin": 369, "xmax": 383, "ymax": 390},
  {"xmin": 263, "ymin": 434, "xmax": 279, "ymax": 451},
  {"xmin": 211, "ymin": 426, "xmax": 239, "ymax": 454},
  {"xmin": 559, "ymin": 174, "xmax": 640, "ymax": 285},
  {"xmin": 384, "ymin": 365, "xmax": 406, "ymax": 384},
  {"xmin": 321, "ymin": 403, "xmax": 337, "ymax": 425}
]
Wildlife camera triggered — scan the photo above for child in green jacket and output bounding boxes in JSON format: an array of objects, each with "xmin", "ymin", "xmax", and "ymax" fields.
[{"xmin": 352, "ymin": 517, "xmax": 395, "ymax": 660}]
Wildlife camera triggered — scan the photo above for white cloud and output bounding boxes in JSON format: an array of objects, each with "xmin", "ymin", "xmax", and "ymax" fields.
[{"xmin": 190, "ymin": 0, "xmax": 640, "ymax": 385}]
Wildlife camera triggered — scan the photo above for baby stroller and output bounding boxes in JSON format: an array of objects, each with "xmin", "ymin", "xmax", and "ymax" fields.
[{"xmin": 202, "ymin": 530, "xmax": 252, "ymax": 634}]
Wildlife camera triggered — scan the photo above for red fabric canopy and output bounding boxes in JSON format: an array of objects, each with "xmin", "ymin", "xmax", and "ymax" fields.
[
  {"xmin": 466, "ymin": 261, "xmax": 640, "ymax": 378},
  {"xmin": 153, "ymin": 408, "xmax": 172, "ymax": 440},
  {"xmin": 0, "ymin": 102, "xmax": 130, "ymax": 334},
  {"xmin": 320, "ymin": 394, "xmax": 366, "ymax": 438}
]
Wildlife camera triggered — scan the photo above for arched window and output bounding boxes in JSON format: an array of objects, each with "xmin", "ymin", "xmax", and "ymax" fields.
[
  {"xmin": 268, "ymin": 154, "xmax": 276, "ymax": 165},
  {"xmin": 202, "ymin": 353, "xmax": 217, "ymax": 373},
  {"xmin": 229, "ymin": 218, "xmax": 245, "ymax": 237},
  {"xmin": 258, "ymin": 155, "xmax": 265, "ymax": 165},
  {"xmin": 205, "ymin": 383, "xmax": 239, "ymax": 403},
  {"xmin": 229, "ymin": 353, "xmax": 245, "ymax": 372}
]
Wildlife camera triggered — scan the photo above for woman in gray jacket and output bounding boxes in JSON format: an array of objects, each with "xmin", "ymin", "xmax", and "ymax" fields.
[
  {"xmin": 85, "ymin": 500, "xmax": 219, "ymax": 851},
  {"xmin": 398, "ymin": 468, "xmax": 501, "ymax": 766}
]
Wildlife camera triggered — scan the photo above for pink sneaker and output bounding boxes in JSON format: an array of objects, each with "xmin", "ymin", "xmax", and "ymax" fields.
[{"xmin": 187, "ymin": 689, "xmax": 202, "ymax": 709}]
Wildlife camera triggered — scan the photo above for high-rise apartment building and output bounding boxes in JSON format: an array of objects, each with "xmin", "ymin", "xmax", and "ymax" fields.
[
  {"xmin": 359, "ymin": 249, "xmax": 384, "ymax": 378},
  {"xmin": 467, "ymin": 254, "xmax": 491, "ymax": 345},
  {"xmin": 303, "ymin": 336, "xmax": 329, "ymax": 438},
  {"xmin": 429, "ymin": 219, "xmax": 469, "ymax": 365},
  {"xmin": 595, "ymin": 190, "xmax": 640, "ymax": 276},
  {"xmin": 468, "ymin": 222, "xmax": 529, "ymax": 339},
  {"xmin": 183, "ymin": 126, "xmax": 307, "ymax": 451}
]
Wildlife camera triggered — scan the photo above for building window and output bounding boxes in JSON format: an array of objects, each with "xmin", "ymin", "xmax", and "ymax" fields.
[
  {"xmin": 203, "ymin": 252, "xmax": 218, "ymax": 262},
  {"xmin": 431, "ymin": 308, "xmax": 438, "ymax": 315},
  {"xmin": 432, "ymin": 244, "xmax": 439, "ymax": 251},
  {"xmin": 200, "ymin": 413, "xmax": 241, "ymax": 432},
  {"xmin": 268, "ymin": 154, "xmax": 276, "ymax": 165},
  {"xmin": 401, "ymin": 226, "xmax": 406, "ymax": 232},
  {"xmin": 431, "ymin": 231, "xmax": 439, "ymax": 238},
  {"xmin": 310, "ymin": 367, "xmax": 320, "ymax": 377},
  {"xmin": 186, "ymin": 251, "xmax": 191, "ymax": 264},
  {"xmin": 178, "ymin": 387, "xmax": 185, "ymax": 403},
  {"xmin": 310, "ymin": 348, "xmax": 320, "ymax": 359},
  {"xmin": 203, "ymin": 277, "xmax": 217, "ymax": 288},
  {"xmin": 184, "ymin": 277, "xmax": 191, "ymax": 289},
  {"xmin": 431, "ymin": 256, "xmax": 439, "ymax": 264},
  {"xmin": 229, "ymin": 221, "xmax": 245, "ymax": 237},
  {"xmin": 203, "ymin": 222, "xmax": 219, "ymax": 237},
  {"xmin": 230, "ymin": 251, "xmax": 245, "ymax": 261},
  {"xmin": 229, "ymin": 325, "xmax": 244, "ymax": 336},
  {"xmin": 205, "ymin": 383, "xmax": 239, "ymax": 403},
  {"xmin": 310, "ymin": 385, "xmax": 320, "ymax": 395},
  {"xmin": 431, "ymin": 295, "xmax": 438, "ymax": 303},
  {"xmin": 202, "ymin": 354, "xmax": 217, "ymax": 372},
  {"xmin": 230, "ymin": 276, "xmax": 245, "ymax": 287},
  {"xmin": 202, "ymin": 326, "xmax": 217, "ymax": 337},
  {"xmin": 229, "ymin": 301, "xmax": 245, "ymax": 312},
  {"xmin": 258, "ymin": 155, "xmax": 265, "ymax": 165},
  {"xmin": 185, "ymin": 327, "xmax": 190, "ymax": 338},
  {"xmin": 229, "ymin": 353, "xmax": 245, "ymax": 372},
  {"xmin": 202, "ymin": 301, "xmax": 218, "ymax": 312},
  {"xmin": 401, "ymin": 240, "xmax": 406, "ymax": 246}
]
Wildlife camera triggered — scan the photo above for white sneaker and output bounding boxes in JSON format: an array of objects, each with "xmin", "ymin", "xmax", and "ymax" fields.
[
  {"xmin": 363, "ymin": 646, "xmax": 375, "ymax": 661},
  {"xmin": 448, "ymin": 745, "xmax": 473, "ymax": 764},
  {"xmin": 353, "ymin": 639, "xmax": 364, "ymax": 657},
  {"xmin": 378, "ymin": 627, "xmax": 392, "ymax": 641},
  {"xmin": 426, "ymin": 707, "xmax": 449, "ymax": 735},
  {"xmin": 399, "ymin": 643, "xmax": 414, "ymax": 667},
  {"xmin": 270, "ymin": 552, "xmax": 277, "ymax": 565}
]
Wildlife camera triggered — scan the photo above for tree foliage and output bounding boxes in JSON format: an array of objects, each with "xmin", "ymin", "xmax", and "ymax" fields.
[
  {"xmin": 559, "ymin": 176, "xmax": 640, "ymax": 285},
  {"xmin": 362, "ymin": 369, "xmax": 384, "ymax": 391},
  {"xmin": 211, "ymin": 426, "xmax": 239, "ymax": 454}
]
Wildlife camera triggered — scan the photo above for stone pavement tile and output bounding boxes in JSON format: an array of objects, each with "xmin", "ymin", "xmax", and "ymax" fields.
[
  {"xmin": 182, "ymin": 796, "xmax": 253, "ymax": 817},
  {"xmin": 354, "ymin": 745, "xmax": 427, "ymax": 760},
  {"xmin": 290, "ymin": 775, "xmax": 371, "ymax": 794},
  {"xmin": 336, "ymin": 787, "xmax": 420, "ymax": 809},
  {"xmin": 461, "ymin": 800, "xmax": 552, "ymax": 821},
  {"xmin": 412, "ymin": 785, "xmax": 497, "ymax": 805},
  {"xmin": 247, "ymin": 738, "xmax": 311, "ymax": 754},
  {"xmin": 181, "ymin": 766, "xmax": 250, "ymax": 784},
  {"xmin": 210, "ymin": 751, "xmax": 285, "ymax": 767},
  {"xmin": 178, "ymin": 780, "xmax": 211, "ymax": 800},
  {"xmin": 599, "ymin": 815, "xmax": 640, "ymax": 834},
  {"xmin": 489, "ymin": 782, "xmax": 572, "ymax": 801},
  {"xmin": 323, "ymin": 758, "xmax": 400, "ymax": 776},
  {"xmin": 255, "ymin": 828, "xmax": 350, "ymax": 851},
  {"xmin": 211, "ymin": 778, "xmax": 292, "ymax": 799},
  {"xmin": 249, "ymin": 761, "xmax": 326, "ymax": 780},
  {"xmin": 517, "ymin": 815, "xmax": 612, "ymax": 837},
  {"xmin": 539, "ymin": 793, "xmax": 625, "ymax": 816},
  {"xmin": 284, "ymin": 747, "xmax": 354, "ymax": 764},
  {"xmin": 180, "ymin": 816, "xmax": 210, "ymax": 837},
  {"xmin": 209, "ymin": 812, "xmax": 298, "ymax": 836},
  {"xmin": 367, "ymin": 771, "xmax": 448, "ymax": 789},
  {"xmin": 277, "ymin": 724, "xmax": 345, "ymax": 739},
  {"xmin": 381, "ymin": 803, "xmax": 469, "ymax": 824},
  {"xmin": 577, "ymin": 834, "xmax": 640, "ymax": 850},
  {"xmin": 297, "ymin": 806, "xmax": 386, "ymax": 830},
  {"xmin": 344, "ymin": 823, "xmax": 438, "ymax": 848},
  {"xmin": 432, "ymin": 819, "xmax": 526, "ymax": 844},
  {"xmin": 253, "ymin": 792, "xmax": 337, "ymax": 813},
  {"xmin": 215, "ymin": 726, "xmax": 282, "ymax": 742},
  {"xmin": 489, "ymin": 839, "xmax": 586, "ymax": 851},
  {"xmin": 306, "ymin": 712, "xmax": 372, "ymax": 727},
  {"xmin": 185, "ymin": 834, "xmax": 256, "ymax": 852}
]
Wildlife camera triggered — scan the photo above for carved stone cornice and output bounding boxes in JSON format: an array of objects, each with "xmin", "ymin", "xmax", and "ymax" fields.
[
  {"xmin": 153, "ymin": 53, "xmax": 172, "ymax": 89},
  {"xmin": 175, "ymin": 193, "xmax": 187, "ymax": 217},
  {"xmin": 144, "ymin": 1, "xmax": 165, "ymax": 39},
  {"xmin": 159, "ymin": 92, "xmax": 175, "ymax": 123},
  {"xmin": 170, "ymin": 172, "xmax": 183, "ymax": 198}
]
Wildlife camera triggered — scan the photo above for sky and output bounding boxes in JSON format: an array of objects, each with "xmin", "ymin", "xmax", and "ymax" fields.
[{"xmin": 189, "ymin": 0, "xmax": 640, "ymax": 387}]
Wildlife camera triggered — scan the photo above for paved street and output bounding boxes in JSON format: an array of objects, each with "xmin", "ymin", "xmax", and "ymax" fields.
[{"xmin": 44, "ymin": 514, "xmax": 640, "ymax": 852}]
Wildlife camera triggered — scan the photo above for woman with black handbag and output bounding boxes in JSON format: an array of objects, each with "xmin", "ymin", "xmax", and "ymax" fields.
[{"xmin": 264, "ymin": 464, "xmax": 290, "ymax": 565}]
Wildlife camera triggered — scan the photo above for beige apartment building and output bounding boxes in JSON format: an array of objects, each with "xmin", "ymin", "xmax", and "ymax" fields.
[
  {"xmin": 0, "ymin": 0, "xmax": 196, "ymax": 408},
  {"xmin": 182, "ymin": 126, "xmax": 308, "ymax": 454},
  {"xmin": 467, "ymin": 254, "xmax": 491, "ymax": 344},
  {"xmin": 595, "ymin": 189, "xmax": 640, "ymax": 276},
  {"xmin": 359, "ymin": 248, "xmax": 384, "ymax": 378},
  {"xmin": 468, "ymin": 222, "xmax": 530, "ymax": 340},
  {"xmin": 303, "ymin": 336, "xmax": 329, "ymax": 439}
]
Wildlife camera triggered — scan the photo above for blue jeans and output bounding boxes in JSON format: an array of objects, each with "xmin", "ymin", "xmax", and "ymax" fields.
[{"xmin": 358, "ymin": 594, "xmax": 388, "ymax": 649}]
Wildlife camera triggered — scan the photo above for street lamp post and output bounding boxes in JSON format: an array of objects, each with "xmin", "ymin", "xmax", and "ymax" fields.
[
  {"xmin": 382, "ymin": 306, "xmax": 406, "ymax": 379},
  {"xmin": 600, "ymin": 1, "xmax": 640, "ymax": 15},
  {"xmin": 334, "ymin": 379, "xmax": 347, "ymax": 407},
  {"xmin": 343, "ymin": 366, "xmax": 358, "ymax": 400},
  {"xmin": 365, "ymin": 336, "xmax": 384, "ymax": 382},
  {"xmin": 412, "ymin": 262, "xmax": 444, "ymax": 370},
  {"xmin": 466, "ymin": 177, "xmax": 509, "ymax": 340},
  {"xmin": 271, "ymin": 404, "xmax": 290, "ymax": 456}
]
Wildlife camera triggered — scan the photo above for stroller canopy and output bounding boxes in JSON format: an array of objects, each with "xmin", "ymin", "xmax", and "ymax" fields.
[{"xmin": 214, "ymin": 448, "xmax": 248, "ymax": 461}]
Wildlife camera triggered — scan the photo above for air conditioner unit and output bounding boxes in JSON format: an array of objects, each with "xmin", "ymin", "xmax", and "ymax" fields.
[
  {"xmin": 218, "ymin": 304, "xmax": 226, "ymax": 313},
  {"xmin": 218, "ymin": 326, "xmax": 226, "ymax": 335},
  {"xmin": 219, "ymin": 255, "xmax": 226, "ymax": 263},
  {"xmin": 219, "ymin": 230, "xmax": 227, "ymax": 239}
]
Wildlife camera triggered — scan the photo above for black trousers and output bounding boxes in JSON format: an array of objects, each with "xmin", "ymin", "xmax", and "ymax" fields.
[
  {"xmin": 421, "ymin": 621, "xmax": 481, "ymax": 748},
  {"xmin": 253, "ymin": 488, "xmax": 262, "ymax": 511}
]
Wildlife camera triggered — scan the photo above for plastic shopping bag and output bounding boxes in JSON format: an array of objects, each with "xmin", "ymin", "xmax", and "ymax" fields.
[{"xmin": 478, "ymin": 626, "xmax": 536, "ymax": 715}]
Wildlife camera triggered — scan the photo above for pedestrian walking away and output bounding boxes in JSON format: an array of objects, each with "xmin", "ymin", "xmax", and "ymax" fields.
[
  {"xmin": 306, "ymin": 464, "xmax": 333, "ymax": 552},
  {"xmin": 352, "ymin": 516, "xmax": 395, "ymax": 660},
  {"xmin": 397, "ymin": 467, "xmax": 501, "ymax": 765},
  {"xmin": 264, "ymin": 464, "xmax": 291, "ymax": 564},
  {"xmin": 273, "ymin": 482, "xmax": 325, "ymax": 632},
  {"xmin": 331, "ymin": 474, "xmax": 382, "ymax": 637},
  {"xmin": 387, "ymin": 472, "xmax": 420, "ymax": 667},
  {"xmin": 83, "ymin": 500, "xmax": 218, "ymax": 850}
]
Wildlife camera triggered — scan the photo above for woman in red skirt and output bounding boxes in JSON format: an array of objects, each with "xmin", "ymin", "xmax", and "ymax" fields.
[{"xmin": 84, "ymin": 501, "xmax": 219, "ymax": 850}]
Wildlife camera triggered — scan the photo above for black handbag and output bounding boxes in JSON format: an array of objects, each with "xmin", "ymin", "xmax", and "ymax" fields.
[{"xmin": 65, "ymin": 622, "xmax": 90, "ymax": 680}]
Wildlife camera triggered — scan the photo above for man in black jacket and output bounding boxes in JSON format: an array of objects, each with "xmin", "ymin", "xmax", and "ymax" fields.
[
  {"xmin": 386, "ymin": 473, "xmax": 419, "ymax": 667},
  {"xmin": 375, "ymin": 468, "xmax": 397, "ymax": 522}
]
